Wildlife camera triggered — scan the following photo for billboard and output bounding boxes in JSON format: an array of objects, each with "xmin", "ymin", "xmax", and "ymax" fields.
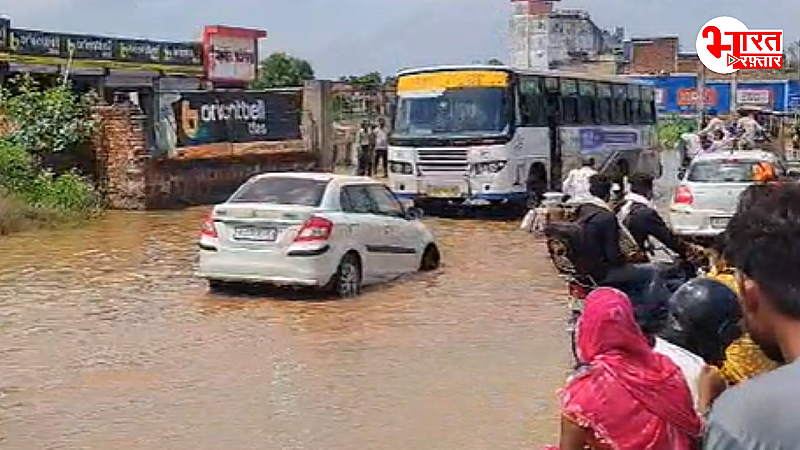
[
  {"xmin": 634, "ymin": 75, "xmax": 799, "ymax": 114},
  {"xmin": 4, "ymin": 28, "xmax": 201, "ymax": 68},
  {"xmin": 203, "ymin": 26, "xmax": 266, "ymax": 83},
  {"xmin": 154, "ymin": 90, "xmax": 302, "ymax": 158}
]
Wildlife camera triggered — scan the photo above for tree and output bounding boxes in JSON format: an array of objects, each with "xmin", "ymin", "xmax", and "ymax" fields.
[
  {"xmin": 339, "ymin": 72, "xmax": 383, "ymax": 89},
  {"xmin": 252, "ymin": 52, "xmax": 315, "ymax": 89},
  {"xmin": 486, "ymin": 58, "xmax": 504, "ymax": 66},
  {"xmin": 0, "ymin": 74, "xmax": 96, "ymax": 157}
]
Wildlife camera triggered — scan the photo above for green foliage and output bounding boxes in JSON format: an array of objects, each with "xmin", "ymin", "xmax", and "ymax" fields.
[
  {"xmin": 657, "ymin": 115, "xmax": 697, "ymax": 149},
  {"xmin": 252, "ymin": 52, "xmax": 315, "ymax": 89},
  {"xmin": 486, "ymin": 58, "xmax": 504, "ymax": 66},
  {"xmin": 0, "ymin": 139, "xmax": 100, "ymax": 212},
  {"xmin": 0, "ymin": 78, "xmax": 101, "ymax": 235},
  {"xmin": 0, "ymin": 74, "xmax": 96, "ymax": 156},
  {"xmin": 339, "ymin": 72, "xmax": 383, "ymax": 88}
]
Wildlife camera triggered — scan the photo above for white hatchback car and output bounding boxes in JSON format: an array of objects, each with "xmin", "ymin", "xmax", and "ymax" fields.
[
  {"xmin": 669, "ymin": 150, "xmax": 785, "ymax": 242},
  {"xmin": 196, "ymin": 172, "xmax": 441, "ymax": 297}
]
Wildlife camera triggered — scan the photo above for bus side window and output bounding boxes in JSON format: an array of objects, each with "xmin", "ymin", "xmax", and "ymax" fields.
[
  {"xmin": 578, "ymin": 80, "xmax": 596, "ymax": 125},
  {"xmin": 561, "ymin": 79, "xmax": 579, "ymax": 125},
  {"xmin": 519, "ymin": 76, "xmax": 546, "ymax": 127},
  {"xmin": 628, "ymin": 84, "xmax": 642, "ymax": 124},
  {"xmin": 612, "ymin": 84, "xmax": 628, "ymax": 125},
  {"xmin": 641, "ymin": 87, "xmax": 656, "ymax": 124},
  {"xmin": 596, "ymin": 83, "xmax": 612, "ymax": 125}
]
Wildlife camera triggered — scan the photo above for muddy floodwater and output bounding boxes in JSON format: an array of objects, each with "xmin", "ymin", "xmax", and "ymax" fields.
[{"xmin": 0, "ymin": 209, "xmax": 571, "ymax": 450}]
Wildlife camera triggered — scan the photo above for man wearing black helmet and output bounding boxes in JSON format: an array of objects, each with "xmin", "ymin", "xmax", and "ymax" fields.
[
  {"xmin": 657, "ymin": 278, "xmax": 743, "ymax": 410},
  {"xmin": 703, "ymin": 183, "xmax": 800, "ymax": 449}
]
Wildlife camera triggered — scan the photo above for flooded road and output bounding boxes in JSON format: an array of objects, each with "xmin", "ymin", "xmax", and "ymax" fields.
[{"xmin": 0, "ymin": 210, "xmax": 571, "ymax": 450}]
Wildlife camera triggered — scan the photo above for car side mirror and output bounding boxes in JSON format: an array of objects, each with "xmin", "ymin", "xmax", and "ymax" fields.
[{"xmin": 405, "ymin": 207, "xmax": 424, "ymax": 220}]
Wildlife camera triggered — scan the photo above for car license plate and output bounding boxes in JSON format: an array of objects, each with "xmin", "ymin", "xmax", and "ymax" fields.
[
  {"xmin": 233, "ymin": 226, "xmax": 277, "ymax": 241},
  {"xmin": 427, "ymin": 186, "xmax": 461, "ymax": 198},
  {"xmin": 711, "ymin": 217, "xmax": 730, "ymax": 229}
]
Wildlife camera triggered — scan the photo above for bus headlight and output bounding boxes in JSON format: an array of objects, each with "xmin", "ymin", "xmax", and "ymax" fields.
[
  {"xmin": 472, "ymin": 161, "xmax": 507, "ymax": 175},
  {"xmin": 389, "ymin": 161, "xmax": 414, "ymax": 175}
]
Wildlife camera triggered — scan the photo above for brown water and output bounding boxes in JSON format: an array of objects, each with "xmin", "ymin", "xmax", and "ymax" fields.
[{"xmin": 0, "ymin": 209, "xmax": 571, "ymax": 450}]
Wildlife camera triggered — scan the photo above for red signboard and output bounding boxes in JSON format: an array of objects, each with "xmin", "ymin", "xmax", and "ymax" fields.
[
  {"xmin": 677, "ymin": 88, "xmax": 717, "ymax": 106},
  {"xmin": 203, "ymin": 25, "xmax": 267, "ymax": 84}
]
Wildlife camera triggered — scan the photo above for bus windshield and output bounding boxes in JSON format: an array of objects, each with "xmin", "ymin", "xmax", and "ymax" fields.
[{"xmin": 392, "ymin": 87, "xmax": 510, "ymax": 139}]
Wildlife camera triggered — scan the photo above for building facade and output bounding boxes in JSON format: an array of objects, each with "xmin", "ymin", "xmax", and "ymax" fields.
[{"xmin": 509, "ymin": 0, "xmax": 617, "ymax": 71}]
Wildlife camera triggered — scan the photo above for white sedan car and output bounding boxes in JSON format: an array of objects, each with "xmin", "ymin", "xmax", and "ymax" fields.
[
  {"xmin": 669, "ymin": 150, "xmax": 785, "ymax": 243},
  {"xmin": 196, "ymin": 172, "xmax": 441, "ymax": 297}
]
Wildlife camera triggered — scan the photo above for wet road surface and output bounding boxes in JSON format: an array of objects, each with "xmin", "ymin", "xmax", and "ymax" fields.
[{"xmin": 0, "ymin": 210, "xmax": 571, "ymax": 450}]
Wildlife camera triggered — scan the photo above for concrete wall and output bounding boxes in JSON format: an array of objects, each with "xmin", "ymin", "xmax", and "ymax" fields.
[{"xmin": 92, "ymin": 81, "xmax": 332, "ymax": 209}]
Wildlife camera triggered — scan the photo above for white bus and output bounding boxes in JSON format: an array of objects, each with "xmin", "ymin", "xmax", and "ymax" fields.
[{"xmin": 387, "ymin": 65, "xmax": 660, "ymax": 210}]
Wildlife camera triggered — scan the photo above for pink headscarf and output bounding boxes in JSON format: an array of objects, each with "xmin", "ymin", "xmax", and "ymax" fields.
[{"xmin": 557, "ymin": 288, "xmax": 703, "ymax": 450}]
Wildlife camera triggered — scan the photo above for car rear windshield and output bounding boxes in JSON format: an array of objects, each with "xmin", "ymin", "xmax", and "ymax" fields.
[
  {"xmin": 228, "ymin": 177, "xmax": 329, "ymax": 206},
  {"xmin": 687, "ymin": 160, "xmax": 773, "ymax": 183}
]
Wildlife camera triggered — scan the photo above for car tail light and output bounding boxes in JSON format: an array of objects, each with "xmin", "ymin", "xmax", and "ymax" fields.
[
  {"xmin": 294, "ymin": 216, "xmax": 333, "ymax": 243},
  {"xmin": 200, "ymin": 214, "xmax": 218, "ymax": 238},
  {"xmin": 674, "ymin": 186, "xmax": 694, "ymax": 205}
]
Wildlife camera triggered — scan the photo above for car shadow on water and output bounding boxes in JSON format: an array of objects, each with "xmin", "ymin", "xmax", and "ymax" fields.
[{"xmin": 197, "ymin": 268, "xmax": 446, "ymax": 305}]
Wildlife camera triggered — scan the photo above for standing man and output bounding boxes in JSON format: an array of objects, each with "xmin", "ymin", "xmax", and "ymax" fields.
[
  {"xmin": 373, "ymin": 118, "xmax": 390, "ymax": 177},
  {"xmin": 355, "ymin": 120, "xmax": 373, "ymax": 176},
  {"xmin": 562, "ymin": 157, "xmax": 597, "ymax": 201}
]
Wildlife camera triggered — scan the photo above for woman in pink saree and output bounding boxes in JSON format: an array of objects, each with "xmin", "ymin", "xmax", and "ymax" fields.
[{"xmin": 547, "ymin": 288, "xmax": 703, "ymax": 450}]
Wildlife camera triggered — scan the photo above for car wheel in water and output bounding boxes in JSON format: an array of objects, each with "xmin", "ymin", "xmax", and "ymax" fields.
[
  {"xmin": 419, "ymin": 244, "xmax": 441, "ymax": 271},
  {"xmin": 326, "ymin": 253, "xmax": 362, "ymax": 298}
]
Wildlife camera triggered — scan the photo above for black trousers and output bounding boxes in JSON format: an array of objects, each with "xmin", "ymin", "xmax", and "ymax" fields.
[
  {"xmin": 357, "ymin": 146, "xmax": 373, "ymax": 176},
  {"xmin": 374, "ymin": 148, "xmax": 388, "ymax": 176}
]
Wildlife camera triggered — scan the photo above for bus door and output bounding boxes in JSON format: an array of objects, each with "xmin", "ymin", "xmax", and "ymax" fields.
[{"xmin": 544, "ymin": 76, "xmax": 562, "ymax": 191}]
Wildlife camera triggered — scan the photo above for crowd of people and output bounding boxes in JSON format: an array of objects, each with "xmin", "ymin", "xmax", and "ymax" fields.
[
  {"xmin": 543, "ymin": 165, "xmax": 800, "ymax": 448},
  {"xmin": 353, "ymin": 118, "xmax": 390, "ymax": 177},
  {"xmin": 680, "ymin": 109, "xmax": 769, "ymax": 162}
]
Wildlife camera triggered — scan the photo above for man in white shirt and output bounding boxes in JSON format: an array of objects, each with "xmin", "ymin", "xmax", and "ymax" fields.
[
  {"xmin": 736, "ymin": 110, "xmax": 765, "ymax": 149},
  {"xmin": 657, "ymin": 277, "xmax": 743, "ymax": 411},
  {"xmin": 654, "ymin": 336, "xmax": 706, "ymax": 408},
  {"xmin": 562, "ymin": 157, "xmax": 597, "ymax": 200},
  {"xmin": 700, "ymin": 112, "xmax": 726, "ymax": 137},
  {"xmin": 373, "ymin": 118, "xmax": 389, "ymax": 177}
]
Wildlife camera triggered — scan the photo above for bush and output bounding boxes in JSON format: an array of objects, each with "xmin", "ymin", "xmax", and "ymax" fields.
[
  {"xmin": 657, "ymin": 116, "xmax": 697, "ymax": 150},
  {"xmin": 0, "ymin": 139, "xmax": 101, "ymax": 235},
  {"xmin": 0, "ymin": 76, "xmax": 102, "ymax": 235}
]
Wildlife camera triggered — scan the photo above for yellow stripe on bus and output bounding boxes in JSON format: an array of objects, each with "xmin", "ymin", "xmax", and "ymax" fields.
[{"xmin": 397, "ymin": 70, "xmax": 509, "ymax": 92}]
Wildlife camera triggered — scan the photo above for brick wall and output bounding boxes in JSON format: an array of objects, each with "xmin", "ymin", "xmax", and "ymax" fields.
[
  {"xmin": 676, "ymin": 53, "xmax": 701, "ymax": 74},
  {"xmin": 92, "ymin": 105, "xmax": 320, "ymax": 210},
  {"xmin": 92, "ymin": 106, "xmax": 149, "ymax": 209},
  {"xmin": 628, "ymin": 37, "xmax": 679, "ymax": 74}
]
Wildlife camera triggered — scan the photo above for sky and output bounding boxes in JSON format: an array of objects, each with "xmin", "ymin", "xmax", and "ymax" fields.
[{"xmin": 1, "ymin": 0, "xmax": 798, "ymax": 78}]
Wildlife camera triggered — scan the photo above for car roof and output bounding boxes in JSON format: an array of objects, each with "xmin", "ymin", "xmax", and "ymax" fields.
[
  {"xmin": 692, "ymin": 150, "xmax": 777, "ymax": 162},
  {"xmin": 250, "ymin": 172, "xmax": 378, "ymax": 184}
]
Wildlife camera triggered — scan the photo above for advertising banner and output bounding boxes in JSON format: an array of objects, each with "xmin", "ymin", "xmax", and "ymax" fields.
[{"xmin": 154, "ymin": 90, "xmax": 302, "ymax": 157}]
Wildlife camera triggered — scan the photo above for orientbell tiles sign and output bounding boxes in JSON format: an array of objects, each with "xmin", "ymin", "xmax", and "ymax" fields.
[
  {"xmin": 0, "ymin": 23, "xmax": 201, "ymax": 71},
  {"xmin": 203, "ymin": 25, "xmax": 267, "ymax": 83}
]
